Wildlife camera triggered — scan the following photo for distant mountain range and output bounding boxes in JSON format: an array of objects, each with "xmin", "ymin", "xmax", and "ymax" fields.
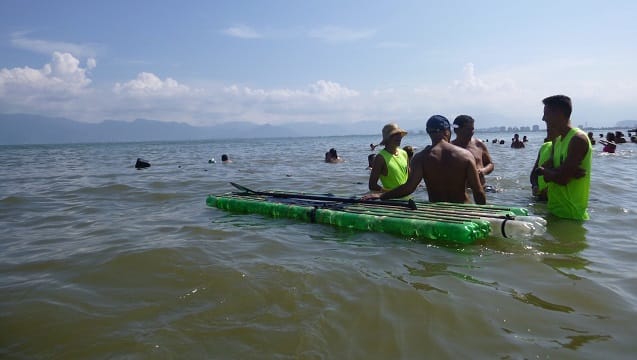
[
  {"xmin": 0, "ymin": 113, "xmax": 384, "ymax": 145},
  {"xmin": 2, "ymin": 113, "xmax": 636, "ymax": 145}
]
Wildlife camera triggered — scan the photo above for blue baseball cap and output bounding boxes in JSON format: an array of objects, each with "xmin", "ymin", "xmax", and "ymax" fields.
[{"xmin": 426, "ymin": 115, "xmax": 451, "ymax": 133}]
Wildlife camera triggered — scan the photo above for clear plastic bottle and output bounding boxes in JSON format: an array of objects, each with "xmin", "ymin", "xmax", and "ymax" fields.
[
  {"xmin": 483, "ymin": 218, "xmax": 537, "ymax": 240},
  {"xmin": 514, "ymin": 215, "xmax": 547, "ymax": 236}
]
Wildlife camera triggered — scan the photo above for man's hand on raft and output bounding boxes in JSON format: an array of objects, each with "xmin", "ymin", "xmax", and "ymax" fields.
[{"xmin": 361, "ymin": 193, "xmax": 382, "ymax": 201}]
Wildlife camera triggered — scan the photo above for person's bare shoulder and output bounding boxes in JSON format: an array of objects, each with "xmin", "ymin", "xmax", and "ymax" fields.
[
  {"xmin": 474, "ymin": 138, "xmax": 489, "ymax": 150},
  {"xmin": 453, "ymin": 143, "xmax": 477, "ymax": 162},
  {"xmin": 569, "ymin": 131, "xmax": 591, "ymax": 155},
  {"xmin": 574, "ymin": 130, "xmax": 591, "ymax": 144},
  {"xmin": 411, "ymin": 147, "xmax": 427, "ymax": 163}
]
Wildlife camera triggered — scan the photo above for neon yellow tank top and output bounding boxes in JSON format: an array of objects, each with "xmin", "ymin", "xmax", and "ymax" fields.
[
  {"xmin": 537, "ymin": 141, "xmax": 552, "ymax": 193},
  {"xmin": 547, "ymin": 127, "xmax": 592, "ymax": 220},
  {"xmin": 379, "ymin": 148, "xmax": 409, "ymax": 190}
]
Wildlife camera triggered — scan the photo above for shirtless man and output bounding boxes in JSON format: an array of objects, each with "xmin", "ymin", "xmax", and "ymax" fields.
[
  {"xmin": 451, "ymin": 115, "xmax": 494, "ymax": 187},
  {"xmin": 363, "ymin": 115, "xmax": 486, "ymax": 204}
]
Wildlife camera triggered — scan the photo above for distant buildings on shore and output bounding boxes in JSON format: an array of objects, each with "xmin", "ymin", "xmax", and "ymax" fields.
[
  {"xmin": 473, "ymin": 124, "xmax": 636, "ymax": 133},
  {"xmin": 475, "ymin": 125, "xmax": 542, "ymax": 133}
]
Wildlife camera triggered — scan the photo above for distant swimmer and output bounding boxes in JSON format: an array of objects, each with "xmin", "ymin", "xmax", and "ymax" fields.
[
  {"xmin": 600, "ymin": 132, "xmax": 617, "ymax": 153},
  {"xmin": 587, "ymin": 132, "xmax": 596, "ymax": 145},
  {"xmin": 615, "ymin": 131, "xmax": 627, "ymax": 143},
  {"xmin": 325, "ymin": 148, "xmax": 344, "ymax": 163},
  {"xmin": 368, "ymin": 123, "xmax": 409, "ymax": 192},
  {"xmin": 452, "ymin": 115, "xmax": 495, "ymax": 189},
  {"xmin": 370, "ymin": 143, "xmax": 378, "ymax": 151},
  {"xmin": 363, "ymin": 115, "xmax": 486, "ymax": 204},
  {"xmin": 535, "ymin": 95, "xmax": 591, "ymax": 220},
  {"xmin": 522, "ymin": 135, "xmax": 529, "ymax": 142},
  {"xmin": 221, "ymin": 154, "xmax": 232, "ymax": 163},
  {"xmin": 511, "ymin": 133, "xmax": 525, "ymax": 148}
]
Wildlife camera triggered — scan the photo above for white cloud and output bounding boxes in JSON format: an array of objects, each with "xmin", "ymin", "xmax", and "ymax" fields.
[
  {"xmin": 453, "ymin": 63, "xmax": 488, "ymax": 92},
  {"xmin": 10, "ymin": 31, "xmax": 100, "ymax": 58},
  {"xmin": 1, "ymin": 54, "xmax": 635, "ymax": 128},
  {"xmin": 309, "ymin": 26, "xmax": 376, "ymax": 42},
  {"xmin": 0, "ymin": 52, "xmax": 93, "ymax": 97},
  {"xmin": 224, "ymin": 80, "xmax": 359, "ymax": 102},
  {"xmin": 309, "ymin": 80, "xmax": 359, "ymax": 100},
  {"xmin": 222, "ymin": 25, "xmax": 262, "ymax": 39},
  {"xmin": 87, "ymin": 58, "xmax": 97, "ymax": 70},
  {"xmin": 113, "ymin": 72, "xmax": 191, "ymax": 97}
]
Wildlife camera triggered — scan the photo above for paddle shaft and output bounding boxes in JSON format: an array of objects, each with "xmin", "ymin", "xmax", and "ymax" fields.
[{"xmin": 230, "ymin": 182, "xmax": 417, "ymax": 210}]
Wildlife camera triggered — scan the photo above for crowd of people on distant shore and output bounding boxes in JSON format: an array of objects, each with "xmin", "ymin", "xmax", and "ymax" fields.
[{"xmin": 324, "ymin": 94, "xmax": 611, "ymax": 221}]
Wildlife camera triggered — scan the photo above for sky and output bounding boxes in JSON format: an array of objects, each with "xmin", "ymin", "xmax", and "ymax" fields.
[{"xmin": 1, "ymin": 0, "xmax": 636, "ymax": 129}]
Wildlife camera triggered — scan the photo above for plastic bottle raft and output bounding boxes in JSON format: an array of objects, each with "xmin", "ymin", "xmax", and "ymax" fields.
[{"xmin": 206, "ymin": 185, "xmax": 547, "ymax": 244}]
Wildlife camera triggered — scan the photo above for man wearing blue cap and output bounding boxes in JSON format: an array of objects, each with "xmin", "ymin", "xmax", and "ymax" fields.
[{"xmin": 363, "ymin": 115, "xmax": 486, "ymax": 204}]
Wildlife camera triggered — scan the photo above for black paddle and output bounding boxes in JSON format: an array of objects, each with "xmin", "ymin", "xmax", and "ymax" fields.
[{"xmin": 229, "ymin": 182, "xmax": 417, "ymax": 210}]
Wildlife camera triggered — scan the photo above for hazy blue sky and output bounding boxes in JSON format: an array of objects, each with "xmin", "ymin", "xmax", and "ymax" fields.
[{"xmin": 1, "ymin": 0, "xmax": 635, "ymax": 128}]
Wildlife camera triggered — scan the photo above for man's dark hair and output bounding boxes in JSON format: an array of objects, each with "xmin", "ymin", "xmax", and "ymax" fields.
[
  {"xmin": 542, "ymin": 95, "xmax": 572, "ymax": 118},
  {"xmin": 221, "ymin": 154, "xmax": 229, "ymax": 161},
  {"xmin": 453, "ymin": 115, "xmax": 474, "ymax": 128}
]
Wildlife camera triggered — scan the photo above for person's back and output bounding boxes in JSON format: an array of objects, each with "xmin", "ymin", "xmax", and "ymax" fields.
[{"xmin": 418, "ymin": 141, "xmax": 478, "ymax": 203}]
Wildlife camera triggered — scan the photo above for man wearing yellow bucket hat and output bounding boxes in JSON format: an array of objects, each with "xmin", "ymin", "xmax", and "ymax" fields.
[{"xmin": 368, "ymin": 123, "xmax": 410, "ymax": 192}]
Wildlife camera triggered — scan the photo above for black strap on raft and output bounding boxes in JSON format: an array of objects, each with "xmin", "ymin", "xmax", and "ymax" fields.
[
  {"xmin": 501, "ymin": 214, "xmax": 515, "ymax": 239},
  {"xmin": 229, "ymin": 182, "xmax": 417, "ymax": 210}
]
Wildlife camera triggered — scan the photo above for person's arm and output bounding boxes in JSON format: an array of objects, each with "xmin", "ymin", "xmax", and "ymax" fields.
[
  {"xmin": 381, "ymin": 156, "xmax": 423, "ymax": 200},
  {"xmin": 539, "ymin": 133, "xmax": 588, "ymax": 185},
  {"xmin": 478, "ymin": 142, "xmax": 495, "ymax": 175},
  {"xmin": 466, "ymin": 158, "xmax": 486, "ymax": 204},
  {"xmin": 363, "ymin": 153, "xmax": 423, "ymax": 200},
  {"xmin": 368, "ymin": 155, "xmax": 386, "ymax": 192},
  {"xmin": 530, "ymin": 152, "xmax": 541, "ymax": 192}
]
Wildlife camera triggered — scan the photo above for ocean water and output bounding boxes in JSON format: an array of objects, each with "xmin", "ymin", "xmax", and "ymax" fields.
[{"xmin": 1, "ymin": 131, "xmax": 636, "ymax": 359}]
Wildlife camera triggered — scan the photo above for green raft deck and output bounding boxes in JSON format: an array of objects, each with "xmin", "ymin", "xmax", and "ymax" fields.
[{"xmin": 206, "ymin": 188, "xmax": 544, "ymax": 244}]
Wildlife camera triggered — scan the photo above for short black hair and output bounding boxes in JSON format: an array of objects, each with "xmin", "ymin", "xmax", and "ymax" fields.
[
  {"xmin": 221, "ymin": 154, "xmax": 229, "ymax": 161},
  {"xmin": 542, "ymin": 95, "xmax": 572, "ymax": 118},
  {"xmin": 453, "ymin": 115, "xmax": 474, "ymax": 128}
]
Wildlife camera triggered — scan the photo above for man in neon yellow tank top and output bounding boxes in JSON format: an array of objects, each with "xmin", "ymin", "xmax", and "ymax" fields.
[
  {"xmin": 368, "ymin": 123, "xmax": 409, "ymax": 192},
  {"xmin": 536, "ymin": 95, "xmax": 592, "ymax": 220}
]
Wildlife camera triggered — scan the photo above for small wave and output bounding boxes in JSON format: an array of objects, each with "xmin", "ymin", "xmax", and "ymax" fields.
[
  {"xmin": 0, "ymin": 195, "xmax": 29, "ymax": 205},
  {"xmin": 73, "ymin": 183, "xmax": 138, "ymax": 196}
]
